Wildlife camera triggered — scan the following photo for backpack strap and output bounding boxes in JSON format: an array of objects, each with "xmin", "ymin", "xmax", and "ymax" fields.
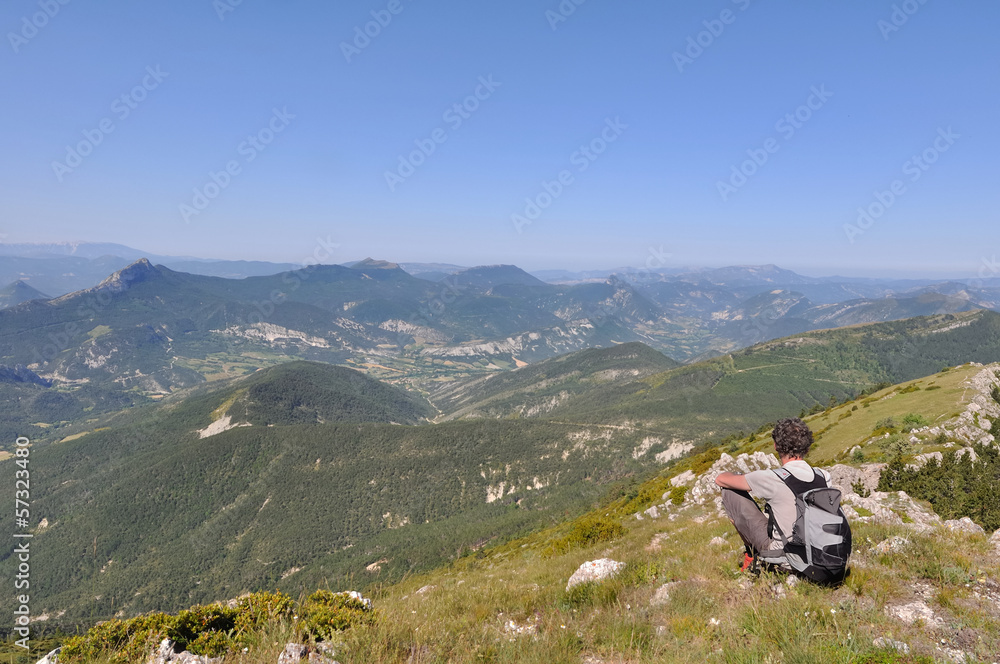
[{"xmin": 768, "ymin": 467, "xmax": 826, "ymax": 548}]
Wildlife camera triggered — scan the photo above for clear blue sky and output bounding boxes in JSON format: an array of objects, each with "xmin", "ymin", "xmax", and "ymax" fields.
[{"xmin": 1, "ymin": 0, "xmax": 997, "ymax": 277}]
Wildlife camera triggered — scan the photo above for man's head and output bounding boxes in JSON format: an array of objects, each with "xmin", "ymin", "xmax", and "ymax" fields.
[{"xmin": 772, "ymin": 417, "xmax": 813, "ymax": 460}]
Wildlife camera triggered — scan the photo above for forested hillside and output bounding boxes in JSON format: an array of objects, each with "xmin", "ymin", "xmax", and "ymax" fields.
[{"xmin": 7, "ymin": 311, "xmax": 1000, "ymax": 628}]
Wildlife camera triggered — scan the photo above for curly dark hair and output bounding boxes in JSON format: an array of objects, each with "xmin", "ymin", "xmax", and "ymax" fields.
[{"xmin": 772, "ymin": 418, "xmax": 814, "ymax": 459}]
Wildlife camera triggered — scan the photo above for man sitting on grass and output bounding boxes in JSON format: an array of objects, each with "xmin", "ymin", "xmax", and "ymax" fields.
[{"xmin": 714, "ymin": 417, "xmax": 831, "ymax": 571}]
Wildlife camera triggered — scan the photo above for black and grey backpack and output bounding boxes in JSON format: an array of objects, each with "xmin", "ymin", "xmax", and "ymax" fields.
[{"xmin": 758, "ymin": 468, "xmax": 852, "ymax": 584}]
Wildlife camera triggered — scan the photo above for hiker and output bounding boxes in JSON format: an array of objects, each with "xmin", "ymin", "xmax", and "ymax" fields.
[{"xmin": 714, "ymin": 417, "xmax": 837, "ymax": 574}]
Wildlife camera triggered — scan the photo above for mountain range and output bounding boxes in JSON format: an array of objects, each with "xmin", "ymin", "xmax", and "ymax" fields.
[
  {"xmin": 2, "ymin": 250, "xmax": 1000, "ymax": 446},
  {"xmin": 6, "ymin": 308, "xmax": 1000, "ymax": 625}
]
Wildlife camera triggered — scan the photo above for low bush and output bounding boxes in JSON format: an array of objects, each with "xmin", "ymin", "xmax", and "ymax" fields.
[{"xmin": 59, "ymin": 590, "xmax": 370, "ymax": 664}]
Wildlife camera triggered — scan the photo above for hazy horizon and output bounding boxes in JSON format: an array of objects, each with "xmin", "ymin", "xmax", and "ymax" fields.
[{"xmin": 0, "ymin": 238, "xmax": 992, "ymax": 282}]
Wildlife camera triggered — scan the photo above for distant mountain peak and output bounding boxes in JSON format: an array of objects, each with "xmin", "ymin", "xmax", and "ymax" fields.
[
  {"xmin": 0, "ymin": 280, "xmax": 50, "ymax": 308},
  {"xmin": 90, "ymin": 258, "xmax": 160, "ymax": 294},
  {"xmin": 455, "ymin": 264, "xmax": 547, "ymax": 289},
  {"xmin": 353, "ymin": 258, "xmax": 400, "ymax": 270}
]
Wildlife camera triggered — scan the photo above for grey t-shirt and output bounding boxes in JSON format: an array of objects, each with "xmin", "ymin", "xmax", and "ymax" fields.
[{"xmin": 745, "ymin": 460, "xmax": 831, "ymax": 548}]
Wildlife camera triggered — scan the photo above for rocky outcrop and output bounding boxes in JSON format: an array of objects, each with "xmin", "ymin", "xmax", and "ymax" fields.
[
  {"xmin": 567, "ymin": 559, "xmax": 625, "ymax": 591},
  {"xmin": 276, "ymin": 643, "xmax": 338, "ymax": 664},
  {"xmin": 35, "ymin": 647, "xmax": 60, "ymax": 664},
  {"xmin": 147, "ymin": 639, "xmax": 220, "ymax": 664},
  {"xmin": 841, "ymin": 490, "xmax": 943, "ymax": 533},
  {"xmin": 825, "ymin": 463, "xmax": 883, "ymax": 493},
  {"xmin": 942, "ymin": 516, "xmax": 985, "ymax": 535}
]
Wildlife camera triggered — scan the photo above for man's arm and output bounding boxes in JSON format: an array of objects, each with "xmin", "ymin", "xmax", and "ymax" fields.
[{"xmin": 715, "ymin": 472, "xmax": 751, "ymax": 492}]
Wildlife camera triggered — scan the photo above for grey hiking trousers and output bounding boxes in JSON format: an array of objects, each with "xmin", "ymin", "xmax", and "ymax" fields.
[{"xmin": 720, "ymin": 488, "xmax": 780, "ymax": 554}]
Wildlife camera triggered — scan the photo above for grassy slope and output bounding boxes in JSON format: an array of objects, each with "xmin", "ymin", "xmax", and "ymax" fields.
[
  {"xmin": 320, "ymin": 366, "xmax": 1000, "ymax": 663},
  {"xmin": 22, "ymin": 363, "xmax": 1000, "ymax": 664},
  {"xmin": 805, "ymin": 365, "xmax": 979, "ymax": 464}
]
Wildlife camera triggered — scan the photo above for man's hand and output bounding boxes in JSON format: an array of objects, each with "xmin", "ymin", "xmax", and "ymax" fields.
[{"xmin": 715, "ymin": 472, "xmax": 751, "ymax": 492}]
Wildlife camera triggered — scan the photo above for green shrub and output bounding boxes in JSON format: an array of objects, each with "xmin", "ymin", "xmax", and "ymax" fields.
[
  {"xmin": 873, "ymin": 417, "xmax": 897, "ymax": 435},
  {"xmin": 669, "ymin": 486, "xmax": 688, "ymax": 505},
  {"xmin": 301, "ymin": 591, "xmax": 375, "ymax": 641},
  {"xmin": 901, "ymin": 413, "xmax": 929, "ymax": 431},
  {"xmin": 185, "ymin": 631, "xmax": 232, "ymax": 658},
  {"xmin": 60, "ymin": 614, "xmax": 173, "ymax": 664},
  {"xmin": 166, "ymin": 604, "xmax": 238, "ymax": 651},
  {"xmin": 233, "ymin": 591, "xmax": 294, "ymax": 634},
  {"xmin": 618, "ymin": 561, "xmax": 663, "ymax": 586},
  {"xmin": 565, "ymin": 516, "xmax": 626, "ymax": 548},
  {"xmin": 59, "ymin": 591, "xmax": 304, "ymax": 664}
]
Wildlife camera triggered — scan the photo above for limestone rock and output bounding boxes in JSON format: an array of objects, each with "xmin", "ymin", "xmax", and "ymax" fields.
[
  {"xmin": 842, "ymin": 490, "xmax": 941, "ymax": 533},
  {"xmin": 566, "ymin": 558, "xmax": 626, "ymax": 591},
  {"xmin": 334, "ymin": 590, "xmax": 373, "ymax": 609},
  {"xmin": 990, "ymin": 528, "xmax": 1000, "ymax": 556},
  {"xmin": 942, "ymin": 516, "xmax": 985, "ymax": 535},
  {"xmin": 888, "ymin": 600, "xmax": 942, "ymax": 627},
  {"xmin": 709, "ymin": 536, "xmax": 728, "ymax": 547},
  {"xmin": 503, "ymin": 617, "xmax": 538, "ymax": 637},
  {"xmin": 276, "ymin": 643, "xmax": 338, "ymax": 664},
  {"xmin": 650, "ymin": 581, "xmax": 680, "ymax": 606},
  {"xmin": 669, "ymin": 470, "xmax": 695, "ymax": 487},
  {"xmin": 147, "ymin": 640, "xmax": 221, "ymax": 664},
  {"xmin": 907, "ymin": 452, "xmax": 942, "ymax": 470},
  {"xmin": 277, "ymin": 644, "xmax": 309, "ymax": 664},
  {"xmin": 872, "ymin": 637, "xmax": 909, "ymax": 654},
  {"xmin": 686, "ymin": 452, "xmax": 780, "ymax": 509},
  {"xmin": 874, "ymin": 535, "xmax": 910, "ymax": 554},
  {"xmin": 826, "ymin": 463, "xmax": 884, "ymax": 494},
  {"xmin": 35, "ymin": 648, "xmax": 61, "ymax": 664}
]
